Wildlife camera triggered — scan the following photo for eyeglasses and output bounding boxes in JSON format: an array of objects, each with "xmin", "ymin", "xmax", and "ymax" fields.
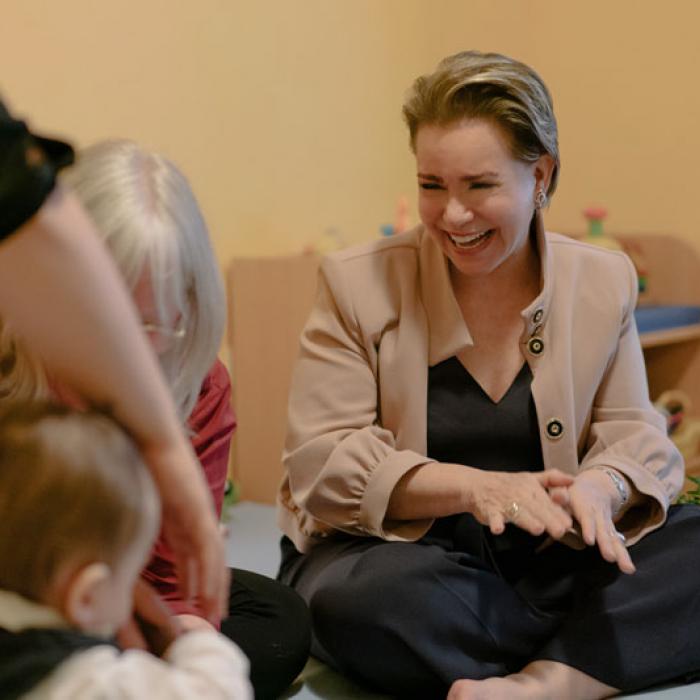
[{"xmin": 141, "ymin": 323, "xmax": 186, "ymax": 340}]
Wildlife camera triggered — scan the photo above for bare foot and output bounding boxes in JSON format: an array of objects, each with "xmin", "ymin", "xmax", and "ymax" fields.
[
  {"xmin": 448, "ymin": 674, "xmax": 539, "ymax": 700},
  {"xmin": 447, "ymin": 661, "xmax": 618, "ymax": 700}
]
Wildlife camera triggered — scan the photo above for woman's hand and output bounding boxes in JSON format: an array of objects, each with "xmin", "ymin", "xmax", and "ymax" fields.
[
  {"xmin": 467, "ymin": 469, "xmax": 574, "ymax": 539},
  {"xmin": 550, "ymin": 469, "xmax": 635, "ymax": 574}
]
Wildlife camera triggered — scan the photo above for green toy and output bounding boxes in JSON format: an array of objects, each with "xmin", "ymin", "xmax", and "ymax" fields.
[{"xmin": 582, "ymin": 207, "xmax": 623, "ymax": 252}]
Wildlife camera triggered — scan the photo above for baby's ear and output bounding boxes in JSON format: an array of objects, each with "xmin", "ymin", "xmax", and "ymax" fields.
[{"xmin": 63, "ymin": 562, "xmax": 111, "ymax": 633}]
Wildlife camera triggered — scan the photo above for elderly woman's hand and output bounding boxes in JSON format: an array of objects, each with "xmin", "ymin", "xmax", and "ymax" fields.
[
  {"xmin": 550, "ymin": 469, "xmax": 636, "ymax": 574},
  {"xmin": 468, "ymin": 468, "xmax": 574, "ymax": 539}
]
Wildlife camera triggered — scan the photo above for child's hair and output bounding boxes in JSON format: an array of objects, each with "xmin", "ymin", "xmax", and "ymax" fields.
[
  {"xmin": 61, "ymin": 140, "xmax": 226, "ymax": 423},
  {"xmin": 0, "ymin": 318, "xmax": 46, "ymax": 402},
  {"xmin": 0, "ymin": 402, "xmax": 159, "ymax": 602}
]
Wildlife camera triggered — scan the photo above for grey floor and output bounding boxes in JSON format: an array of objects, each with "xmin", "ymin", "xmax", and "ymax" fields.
[{"xmin": 225, "ymin": 502, "xmax": 699, "ymax": 700}]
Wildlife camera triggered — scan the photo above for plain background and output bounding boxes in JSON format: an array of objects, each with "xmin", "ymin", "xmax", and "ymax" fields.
[{"xmin": 3, "ymin": 0, "xmax": 698, "ymax": 262}]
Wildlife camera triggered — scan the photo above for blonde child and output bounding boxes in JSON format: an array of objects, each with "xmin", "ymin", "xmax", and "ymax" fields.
[{"xmin": 0, "ymin": 402, "xmax": 252, "ymax": 699}]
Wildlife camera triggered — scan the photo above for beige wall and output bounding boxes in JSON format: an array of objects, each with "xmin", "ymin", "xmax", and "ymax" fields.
[{"xmin": 3, "ymin": 1, "xmax": 700, "ymax": 263}]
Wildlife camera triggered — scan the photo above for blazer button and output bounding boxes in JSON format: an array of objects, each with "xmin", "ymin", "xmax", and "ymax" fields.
[
  {"xmin": 527, "ymin": 336, "xmax": 545, "ymax": 356},
  {"xmin": 533, "ymin": 308, "xmax": 544, "ymax": 324},
  {"xmin": 546, "ymin": 418, "xmax": 564, "ymax": 440}
]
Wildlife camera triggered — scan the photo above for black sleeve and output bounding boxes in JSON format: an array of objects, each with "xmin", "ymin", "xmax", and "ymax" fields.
[{"xmin": 0, "ymin": 99, "xmax": 74, "ymax": 242}]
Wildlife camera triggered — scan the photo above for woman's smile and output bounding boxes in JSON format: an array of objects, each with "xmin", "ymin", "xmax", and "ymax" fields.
[
  {"xmin": 445, "ymin": 228, "xmax": 495, "ymax": 250},
  {"xmin": 415, "ymin": 119, "xmax": 549, "ymax": 280}
]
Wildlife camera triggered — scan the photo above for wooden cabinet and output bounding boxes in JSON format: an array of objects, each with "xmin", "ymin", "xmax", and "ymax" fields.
[
  {"xmin": 618, "ymin": 235, "xmax": 700, "ymax": 478},
  {"xmin": 226, "ymin": 253, "xmax": 320, "ymax": 504}
]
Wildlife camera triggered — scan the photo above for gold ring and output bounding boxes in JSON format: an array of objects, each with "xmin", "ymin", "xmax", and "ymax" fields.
[{"xmin": 504, "ymin": 501, "xmax": 520, "ymax": 521}]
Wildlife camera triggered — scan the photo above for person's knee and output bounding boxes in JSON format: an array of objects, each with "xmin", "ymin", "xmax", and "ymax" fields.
[
  {"xmin": 308, "ymin": 577, "xmax": 359, "ymax": 646},
  {"xmin": 273, "ymin": 582, "xmax": 312, "ymax": 656},
  {"xmin": 223, "ymin": 569, "xmax": 312, "ymax": 699},
  {"xmin": 308, "ymin": 544, "xmax": 433, "ymax": 653}
]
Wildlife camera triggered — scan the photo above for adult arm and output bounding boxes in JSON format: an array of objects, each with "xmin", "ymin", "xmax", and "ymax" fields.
[
  {"xmin": 555, "ymin": 253, "xmax": 683, "ymax": 570},
  {"xmin": 142, "ymin": 360, "xmax": 235, "ymax": 623},
  {"xmin": 0, "ymin": 104, "xmax": 227, "ymax": 621},
  {"xmin": 0, "ymin": 187, "xmax": 227, "ymax": 620}
]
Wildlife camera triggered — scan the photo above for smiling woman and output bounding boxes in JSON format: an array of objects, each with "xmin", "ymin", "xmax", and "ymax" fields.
[
  {"xmin": 277, "ymin": 50, "xmax": 700, "ymax": 700},
  {"xmin": 415, "ymin": 120, "xmax": 551, "ymax": 282}
]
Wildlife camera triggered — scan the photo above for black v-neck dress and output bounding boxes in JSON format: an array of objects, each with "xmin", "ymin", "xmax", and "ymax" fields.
[
  {"xmin": 279, "ymin": 355, "xmax": 700, "ymax": 697},
  {"xmin": 427, "ymin": 356, "xmax": 543, "ymax": 473},
  {"xmin": 424, "ymin": 356, "xmax": 547, "ymax": 578}
]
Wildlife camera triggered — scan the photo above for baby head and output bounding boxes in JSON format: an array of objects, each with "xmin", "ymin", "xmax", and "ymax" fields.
[{"xmin": 0, "ymin": 402, "xmax": 160, "ymax": 636}]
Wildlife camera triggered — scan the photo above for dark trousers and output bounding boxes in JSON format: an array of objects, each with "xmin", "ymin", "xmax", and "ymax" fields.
[
  {"xmin": 279, "ymin": 505, "xmax": 700, "ymax": 699},
  {"xmin": 221, "ymin": 569, "xmax": 311, "ymax": 700}
]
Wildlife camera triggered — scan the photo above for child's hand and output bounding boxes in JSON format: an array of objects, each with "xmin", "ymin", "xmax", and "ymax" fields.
[
  {"xmin": 117, "ymin": 578, "xmax": 184, "ymax": 656},
  {"xmin": 175, "ymin": 613, "xmax": 217, "ymax": 632}
]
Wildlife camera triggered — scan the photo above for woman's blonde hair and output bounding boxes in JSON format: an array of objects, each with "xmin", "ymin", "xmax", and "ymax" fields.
[
  {"xmin": 402, "ymin": 50, "xmax": 560, "ymax": 196},
  {"xmin": 61, "ymin": 140, "xmax": 226, "ymax": 423},
  {"xmin": 0, "ymin": 402, "xmax": 159, "ymax": 602}
]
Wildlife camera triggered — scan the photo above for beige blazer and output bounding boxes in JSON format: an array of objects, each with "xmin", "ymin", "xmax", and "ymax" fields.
[{"xmin": 278, "ymin": 216, "xmax": 683, "ymax": 553}]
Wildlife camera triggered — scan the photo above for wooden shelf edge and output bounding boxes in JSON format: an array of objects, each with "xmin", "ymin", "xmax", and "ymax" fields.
[{"xmin": 640, "ymin": 323, "xmax": 700, "ymax": 349}]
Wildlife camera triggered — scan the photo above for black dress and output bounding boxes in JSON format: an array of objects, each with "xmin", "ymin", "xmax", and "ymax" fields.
[{"xmin": 280, "ymin": 357, "xmax": 700, "ymax": 698}]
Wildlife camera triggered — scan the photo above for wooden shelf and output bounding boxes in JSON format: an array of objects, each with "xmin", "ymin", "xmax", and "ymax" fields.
[
  {"xmin": 640, "ymin": 323, "xmax": 700, "ymax": 349},
  {"xmin": 685, "ymin": 456, "xmax": 700, "ymax": 476}
]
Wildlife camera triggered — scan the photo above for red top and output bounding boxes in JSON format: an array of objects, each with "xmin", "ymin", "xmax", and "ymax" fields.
[{"xmin": 141, "ymin": 358, "xmax": 236, "ymax": 619}]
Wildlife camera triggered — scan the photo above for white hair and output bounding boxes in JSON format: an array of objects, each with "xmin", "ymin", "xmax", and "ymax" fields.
[{"xmin": 61, "ymin": 140, "xmax": 225, "ymax": 423}]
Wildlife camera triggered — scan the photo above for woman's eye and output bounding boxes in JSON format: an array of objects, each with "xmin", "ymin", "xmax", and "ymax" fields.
[
  {"xmin": 470, "ymin": 182, "xmax": 494, "ymax": 190},
  {"xmin": 419, "ymin": 182, "xmax": 444, "ymax": 190}
]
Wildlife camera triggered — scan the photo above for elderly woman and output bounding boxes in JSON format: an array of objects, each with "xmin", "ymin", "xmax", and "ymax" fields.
[
  {"xmin": 62, "ymin": 141, "xmax": 311, "ymax": 700},
  {"xmin": 277, "ymin": 51, "xmax": 700, "ymax": 699}
]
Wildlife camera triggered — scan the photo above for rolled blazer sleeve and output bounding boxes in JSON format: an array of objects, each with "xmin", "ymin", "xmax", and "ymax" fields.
[
  {"xmin": 579, "ymin": 253, "xmax": 684, "ymax": 541},
  {"xmin": 283, "ymin": 257, "xmax": 433, "ymax": 545}
]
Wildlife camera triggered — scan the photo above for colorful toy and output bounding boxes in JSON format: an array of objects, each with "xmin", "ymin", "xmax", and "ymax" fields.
[
  {"xmin": 221, "ymin": 478, "xmax": 240, "ymax": 523},
  {"xmin": 621, "ymin": 240, "xmax": 649, "ymax": 295},
  {"xmin": 654, "ymin": 390, "xmax": 700, "ymax": 473},
  {"xmin": 303, "ymin": 226, "xmax": 348, "ymax": 254},
  {"xmin": 582, "ymin": 207, "xmax": 623, "ymax": 252},
  {"xmin": 394, "ymin": 195, "xmax": 411, "ymax": 235},
  {"xmin": 380, "ymin": 195, "xmax": 412, "ymax": 237},
  {"xmin": 582, "ymin": 207, "xmax": 648, "ymax": 294}
]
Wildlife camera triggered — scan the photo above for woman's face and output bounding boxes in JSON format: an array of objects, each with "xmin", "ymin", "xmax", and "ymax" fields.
[
  {"xmin": 415, "ymin": 118, "xmax": 551, "ymax": 280},
  {"xmin": 132, "ymin": 268, "xmax": 183, "ymax": 357}
]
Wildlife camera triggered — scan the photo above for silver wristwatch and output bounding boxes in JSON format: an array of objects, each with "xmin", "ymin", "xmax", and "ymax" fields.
[{"xmin": 601, "ymin": 468, "xmax": 629, "ymax": 510}]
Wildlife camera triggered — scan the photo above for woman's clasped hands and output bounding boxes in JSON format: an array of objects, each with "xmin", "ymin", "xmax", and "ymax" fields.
[
  {"xmin": 467, "ymin": 467, "xmax": 635, "ymax": 574},
  {"xmin": 468, "ymin": 468, "xmax": 574, "ymax": 539}
]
